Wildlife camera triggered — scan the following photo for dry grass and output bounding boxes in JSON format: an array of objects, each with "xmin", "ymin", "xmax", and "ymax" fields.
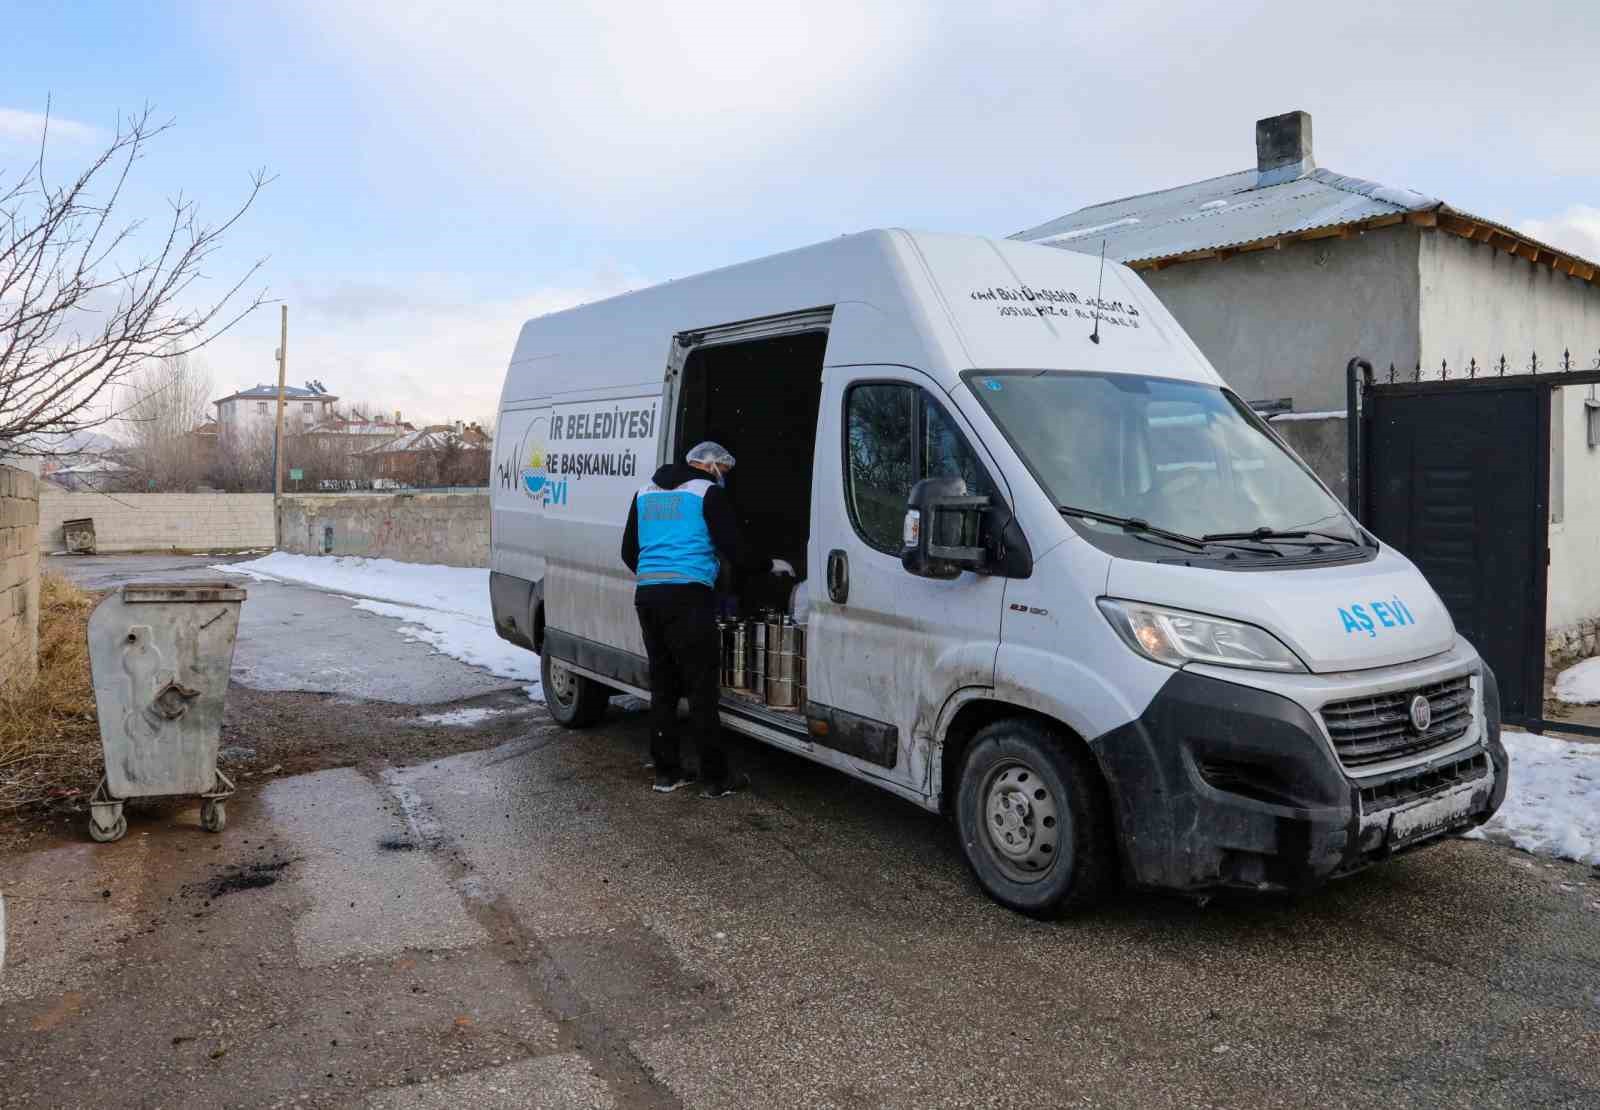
[{"xmin": 0, "ymin": 572, "xmax": 102, "ymax": 814}]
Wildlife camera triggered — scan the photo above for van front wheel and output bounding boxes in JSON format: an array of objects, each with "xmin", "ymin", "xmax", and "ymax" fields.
[
  {"xmin": 541, "ymin": 652, "xmax": 609, "ymax": 728},
  {"xmin": 955, "ymin": 719, "xmax": 1114, "ymax": 915}
]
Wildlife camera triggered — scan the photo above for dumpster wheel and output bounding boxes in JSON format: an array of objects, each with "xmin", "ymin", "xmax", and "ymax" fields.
[
  {"xmin": 88, "ymin": 777, "xmax": 127, "ymax": 843},
  {"xmin": 198, "ymin": 769, "xmax": 235, "ymax": 834},
  {"xmin": 89, "ymin": 813, "xmax": 127, "ymax": 843}
]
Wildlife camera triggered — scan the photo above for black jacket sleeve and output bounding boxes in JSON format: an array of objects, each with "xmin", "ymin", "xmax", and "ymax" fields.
[
  {"xmin": 620, "ymin": 494, "xmax": 641, "ymax": 574},
  {"xmin": 702, "ymin": 485, "xmax": 770, "ymax": 576}
]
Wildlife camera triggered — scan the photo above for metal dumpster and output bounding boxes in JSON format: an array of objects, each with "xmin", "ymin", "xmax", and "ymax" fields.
[{"xmin": 85, "ymin": 582, "xmax": 246, "ymax": 842}]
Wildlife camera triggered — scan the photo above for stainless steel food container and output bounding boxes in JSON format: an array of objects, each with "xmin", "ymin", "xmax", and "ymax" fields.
[
  {"xmin": 750, "ymin": 618, "xmax": 768, "ymax": 695},
  {"xmin": 726, "ymin": 621, "xmax": 748, "ymax": 690},
  {"xmin": 765, "ymin": 617, "xmax": 801, "ymax": 709}
]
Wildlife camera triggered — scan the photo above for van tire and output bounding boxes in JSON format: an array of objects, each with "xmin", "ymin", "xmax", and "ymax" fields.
[
  {"xmin": 541, "ymin": 651, "xmax": 609, "ymax": 728},
  {"xmin": 955, "ymin": 718, "xmax": 1114, "ymax": 916}
]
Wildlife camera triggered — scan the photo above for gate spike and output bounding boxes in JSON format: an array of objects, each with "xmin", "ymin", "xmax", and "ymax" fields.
[
  {"xmin": 1469, "ymin": 357, "xmax": 1477, "ymax": 379},
  {"xmin": 1414, "ymin": 360, "xmax": 1422, "ymax": 382},
  {"xmin": 1564, "ymin": 347, "xmax": 1573, "ymax": 372},
  {"xmin": 1498, "ymin": 354, "xmax": 1508, "ymax": 376},
  {"xmin": 1388, "ymin": 361, "xmax": 1396, "ymax": 384},
  {"xmin": 1441, "ymin": 357, "xmax": 1449, "ymax": 381},
  {"xmin": 1531, "ymin": 350, "xmax": 1539, "ymax": 375}
]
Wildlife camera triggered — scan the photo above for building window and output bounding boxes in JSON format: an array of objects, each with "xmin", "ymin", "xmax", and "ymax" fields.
[{"xmin": 256, "ymin": 402, "xmax": 268, "ymax": 414}]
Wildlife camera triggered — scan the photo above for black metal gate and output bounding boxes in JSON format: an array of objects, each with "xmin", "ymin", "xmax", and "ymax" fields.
[{"xmin": 1348, "ymin": 355, "xmax": 1600, "ymax": 734}]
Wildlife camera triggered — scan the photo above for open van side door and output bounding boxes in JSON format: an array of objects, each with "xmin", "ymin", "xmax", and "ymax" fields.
[{"xmin": 806, "ymin": 366, "xmax": 1010, "ymax": 796}]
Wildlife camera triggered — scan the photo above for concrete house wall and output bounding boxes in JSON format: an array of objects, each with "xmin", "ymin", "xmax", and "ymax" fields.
[
  {"xmin": 1143, "ymin": 228, "xmax": 1423, "ymax": 413},
  {"xmin": 1547, "ymin": 381, "xmax": 1600, "ymax": 653}
]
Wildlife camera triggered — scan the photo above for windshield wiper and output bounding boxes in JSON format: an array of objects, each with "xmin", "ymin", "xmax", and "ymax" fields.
[
  {"xmin": 1058, "ymin": 506, "xmax": 1209, "ymax": 551},
  {"xmin": 1201, "ymin": 527, "xmax": 1359, "ymax": 547}
]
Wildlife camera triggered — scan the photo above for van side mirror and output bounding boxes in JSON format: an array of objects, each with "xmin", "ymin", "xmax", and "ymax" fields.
[{"xmin": 902, "ymin": 477, "xmax": 990, "ymax": 579}]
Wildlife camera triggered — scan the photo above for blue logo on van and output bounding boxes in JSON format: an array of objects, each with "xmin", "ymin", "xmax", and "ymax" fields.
[
  {"xmin": 511, "ymin": 416, "xmax": 569, "ymax": 508},
  {"xmin": 982, "ymin": 378, "xmax": 1003, "ymax": 391},
  {"xmin": 1339, "ymin": 596, "xmax": 1416, "ymax": 638}
]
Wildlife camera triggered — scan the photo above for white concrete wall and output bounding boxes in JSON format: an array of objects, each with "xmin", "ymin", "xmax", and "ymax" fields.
[
  {"xmin": 38, "ymin": 490, "xmax": 275, "ymax": 553},
  {"xmin": 1141, "ymin": 227, "xmax": 1423, "ymax": 411},
  {"xmin": 1547, "ymin": 382, "xmax": 1600, "ymax": 649},
  {"xmin": 1418, "ymin": 232, "xmax": 1600, "ymax": 650},
  {"xmin": 1419, "ymin": 232, "xmax": 1600, "ymax": 368}
]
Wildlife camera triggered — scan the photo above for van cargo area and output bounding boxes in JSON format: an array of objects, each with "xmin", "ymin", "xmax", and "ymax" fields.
[{"xmin": 673, "ymin": 328, "xmax": 824, "ymax": 618}]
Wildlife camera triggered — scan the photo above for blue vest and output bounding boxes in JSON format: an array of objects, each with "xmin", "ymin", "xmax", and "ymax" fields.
[{"xmin": 634, "ymin": 478, "xmax": 719, "ymax": 588}]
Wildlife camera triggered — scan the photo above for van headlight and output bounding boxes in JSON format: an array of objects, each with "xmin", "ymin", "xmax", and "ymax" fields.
[{"xmin": 1096, "ymin": 598, "xmax": 1306, "ymax": 673}]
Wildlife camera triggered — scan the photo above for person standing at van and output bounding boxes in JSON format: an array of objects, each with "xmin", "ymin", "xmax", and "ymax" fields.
[{"xmin": 621, "ymin": 441, "xmax": 794, "ymax": 797}]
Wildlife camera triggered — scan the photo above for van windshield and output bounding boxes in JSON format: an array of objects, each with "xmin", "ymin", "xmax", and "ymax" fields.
[{"xmin": 967, "ymin": 371, "xmax": 1362, "ymax": 548}]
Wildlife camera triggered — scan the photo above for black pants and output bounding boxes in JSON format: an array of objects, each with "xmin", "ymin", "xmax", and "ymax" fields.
[{"xmin": 635, "ymin": 585, "xmax": 727, "ymax": 784}]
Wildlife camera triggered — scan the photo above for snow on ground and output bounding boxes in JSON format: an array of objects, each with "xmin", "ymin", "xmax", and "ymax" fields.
[
  {"xmin": 411, "ymin": 707, "xmax": 506, "ymax": 727},
  {"xmin": 1468, "ymin": 730, "xmax": 1600, "ymax": 865},
  {"xmin": 1553, "ymin": 656, "xmax": 1600, "ymax": 705},
  {"xmin": 216, "ymin": 553, "xmax": 542, "ymax": 696}
]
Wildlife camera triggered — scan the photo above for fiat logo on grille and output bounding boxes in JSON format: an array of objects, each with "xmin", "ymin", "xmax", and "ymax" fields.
[{"xmin": 1408, "ymin": 694, "xmax": 1433, "ymax": 733}]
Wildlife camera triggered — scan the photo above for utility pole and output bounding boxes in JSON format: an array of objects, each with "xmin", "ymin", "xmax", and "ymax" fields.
[{"xmin": 273, "ymin": 304, "xmax": 288, "ymax": 546}]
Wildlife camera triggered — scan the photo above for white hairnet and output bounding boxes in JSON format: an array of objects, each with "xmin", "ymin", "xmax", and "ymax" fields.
[{"xmin": 686, "ymin": 441, "xmax": 736, "ymax": 469}]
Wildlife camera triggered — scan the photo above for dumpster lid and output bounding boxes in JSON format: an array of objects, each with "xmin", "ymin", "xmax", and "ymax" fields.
[{"xmin": 121, "ymin": 581, "xmax": 247, "ymax": 604}]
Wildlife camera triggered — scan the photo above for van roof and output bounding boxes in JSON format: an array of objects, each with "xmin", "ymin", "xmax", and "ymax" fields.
[{"xmin": 501, "ymin": 230, "xmax": 1222, "ymax": 404}]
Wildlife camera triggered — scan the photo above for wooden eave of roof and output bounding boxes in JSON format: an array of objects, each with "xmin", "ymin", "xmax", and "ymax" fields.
[{"xmin": 1128, "ymin": 206, "xmax": 1599, "ymax": 285}]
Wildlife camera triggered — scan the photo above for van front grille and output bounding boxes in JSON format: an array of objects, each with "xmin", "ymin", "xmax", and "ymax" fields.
[
  {"xmin": 1359, "ymin": 752, "xmax": 1489, "ymax": 812},
  {"xmin": 1321, "ymin": 675, "xmax": 1473, "ymax": 769}
]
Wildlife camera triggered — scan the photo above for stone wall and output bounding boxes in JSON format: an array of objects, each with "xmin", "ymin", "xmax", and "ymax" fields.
[
  {"xmin": 277, "ymin": 491, "xmax": 489, "ymax": 568},
  {"xmin": 0, "ymin": 466, "xmax": 40, "ymax": 687},
  {"xmin": 38, "ymin": 490, "xmax": 275, "ymax": 553}
]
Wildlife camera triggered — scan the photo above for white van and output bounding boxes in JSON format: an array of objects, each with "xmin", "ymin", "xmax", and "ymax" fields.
[{"xmin": 490, "ymin": 229, "xmax": 1507, "ymax": 914}]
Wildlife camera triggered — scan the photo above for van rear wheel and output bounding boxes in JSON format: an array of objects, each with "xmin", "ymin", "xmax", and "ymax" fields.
[
  {"xmin": 541, "ymin": 652, "xmax": 609, "ymax": 727},
  {"xmin": 955, "ymin": 719, "xmax": 1114, "ymax": 916}
]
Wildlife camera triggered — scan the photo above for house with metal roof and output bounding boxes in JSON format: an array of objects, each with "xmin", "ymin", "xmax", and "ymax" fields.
[
  {"xmin": 214, "ymin": 383, "xmax": 339, "ymax": 446},
  {"xmin": 1013, "ymin": 111, "xmax": 1600, "ymax": 413},
  {"xmin": 357, "ymin": 422, "xmax": 491, "ymax": 487}
]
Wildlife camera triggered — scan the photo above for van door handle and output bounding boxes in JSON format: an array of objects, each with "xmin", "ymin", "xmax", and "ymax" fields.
[{"xmin": 826, "ymin": 549, "xmax": 849, "ymax": 604}]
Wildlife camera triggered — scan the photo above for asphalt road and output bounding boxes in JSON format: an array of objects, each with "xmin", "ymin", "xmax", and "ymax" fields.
[{"xmin": 3, "ymin": 556, "xmax": 1597, "ymax": 1108}]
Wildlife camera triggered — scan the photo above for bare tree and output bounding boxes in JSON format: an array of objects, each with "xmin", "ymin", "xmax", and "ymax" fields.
[
  {"xmin": 213, "ymin": 422, "xmax": 274, "ymax": 492},
  {"xmin": 1, "ymin": 104, "xmax": 268, "ymax": 451},
  {"xmin": 119, "ymin": 352, "xmax": 212, "ymax": 490}
]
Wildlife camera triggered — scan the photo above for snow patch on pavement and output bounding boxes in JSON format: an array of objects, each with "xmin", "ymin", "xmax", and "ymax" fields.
[
  {"xmin": 1553, "ymin": 656, "xmax": 1600, "ymax": 705},
  {"xmin": 216, "ymin": 553, "xmax": 542, "ymax": 691},
  {"xmin": 354, "ymin": 599, "xmax": 537, "ymax": 684},
  {"xmin": 218, "ymin": 552, "xmax": 483, "ymax": 612},
  {"xmin": 411, "ymin": 707, "xmax": 505, "ymax": 727},
  {"xmin": 1468, "ymin": 730, "xmax": 1600, "ymax": 865}
]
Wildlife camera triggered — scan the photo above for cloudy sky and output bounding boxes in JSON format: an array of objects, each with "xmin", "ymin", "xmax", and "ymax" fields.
[{"xmin": 5, "ymin": 0, "xmax": 1598, "ymax": 426}]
